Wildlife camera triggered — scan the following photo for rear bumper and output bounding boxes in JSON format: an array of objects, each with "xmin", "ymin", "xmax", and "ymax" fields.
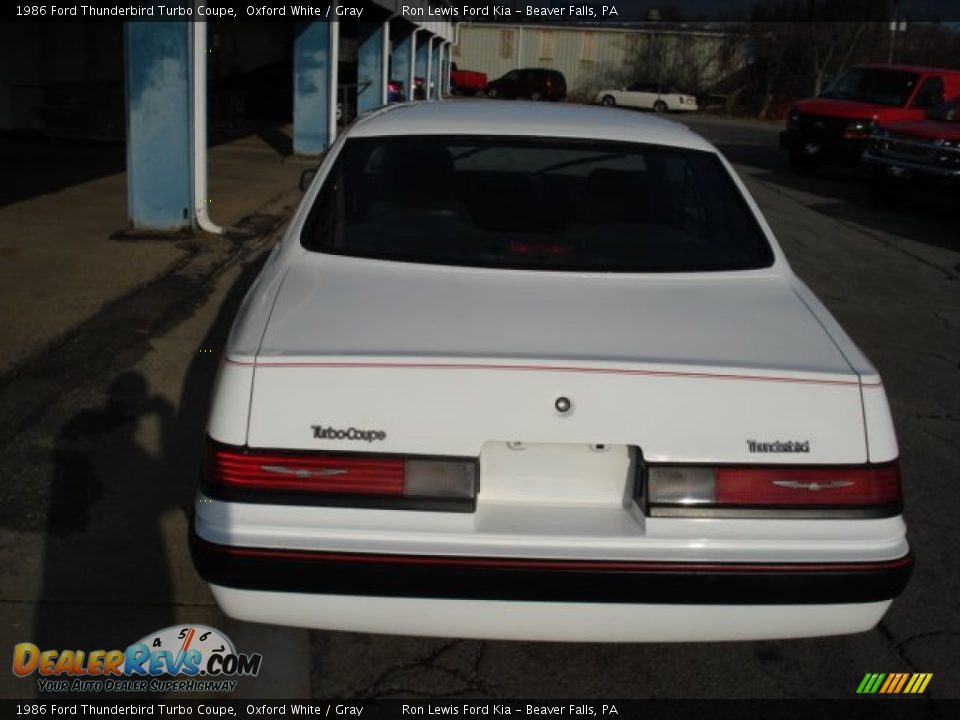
[
  {"xmin": 191, "ymin": 530, "xmax": 912, "ymax": 606},
  {"xmin": 209, "ymin": 587, "xmax": 895, "ymax": 642}
]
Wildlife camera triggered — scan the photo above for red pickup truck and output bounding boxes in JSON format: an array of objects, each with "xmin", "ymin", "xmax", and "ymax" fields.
[
  {"xmin": 862, "ymin": 95, "xmax": 960, "ymax": 203},
  {"xmin": 780, "ymin": 64, "xmax": 960, "ymax": 172},
  {"xmin": 450, "ymin": 63, "xmax": 488, "ymax": 96}
]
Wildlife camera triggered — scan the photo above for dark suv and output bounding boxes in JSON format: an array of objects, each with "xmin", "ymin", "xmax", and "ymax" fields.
[{"xmin": 485, "ymin": 68, "xmax": 566, "ymax": 101}]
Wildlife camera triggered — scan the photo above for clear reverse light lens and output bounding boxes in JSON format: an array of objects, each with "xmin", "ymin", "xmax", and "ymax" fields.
[
  {"xmin": 404, "ymin": 459, "xmax": 477, "ymax": 498},
  {"xmin": 647, "ymin": 466, "xmax": 716, "ymax": 505}
]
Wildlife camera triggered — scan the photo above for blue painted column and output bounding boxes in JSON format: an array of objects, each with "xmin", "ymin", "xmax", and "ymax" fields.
[
  {"xmin": 357, "ymin": 21, "xmax": 384, "ymax": 115},
  {"xmin": 430, "ymin": 40, "xmax": 441, "ymax": 100},
  {"xmin": 443, "ymin": 44, "xmax": 451, "ymax": 95},
  {"xmin": 415, "ymin": 33, "xmax": 429, "ymax": 99},
  {"xmin": 293, "ymin": 22, "xmax": 331, "ymax": 156},
  {"xmin": 391, "ymin": 23, "xmax": 412, "ymax": 101},
  {"xmin": 125, "ymin": 22, "xmax": 192, "ymax": 230}
]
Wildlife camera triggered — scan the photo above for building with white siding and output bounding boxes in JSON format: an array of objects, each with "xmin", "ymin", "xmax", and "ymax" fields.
[{"xmin": 452, "ymin": 23, "xmax": 748, "ymax": 101}]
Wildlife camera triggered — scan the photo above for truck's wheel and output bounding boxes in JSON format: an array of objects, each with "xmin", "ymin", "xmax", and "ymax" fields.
[
  {"xmin": 867, "ymin": 175, "xmax": 911, "ymax": 207},
  {"xmin": 601, "ymin": 95, "xmax": 615, "ymax": 107},
  {"xmin": 788, "ymin": 150, "xmax": 820, "ymax": 174}
]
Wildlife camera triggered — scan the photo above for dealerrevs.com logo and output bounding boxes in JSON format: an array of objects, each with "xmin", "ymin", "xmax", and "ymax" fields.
[
  {"xmin": 12, "ymin": 625, "xmax": 261, "ymax": 693},
  {"xmin": 312, "ymin": 424, "xmax": 386, "ymax": 442}
]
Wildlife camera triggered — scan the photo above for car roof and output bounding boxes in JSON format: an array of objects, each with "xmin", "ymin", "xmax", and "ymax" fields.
[
  {"xmin": 856, "ymin": 63, "xmax": 960, "ymax": 76},
  {"xmin": 349, "ymin": 100, "xmax": 715, "ymax": 152}
]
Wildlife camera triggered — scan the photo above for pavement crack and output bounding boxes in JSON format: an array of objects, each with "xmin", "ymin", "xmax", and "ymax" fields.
[
  {"xmin": 877, "ymin": 345, "xmax": 957, "ymax": 366},
  {"xmin": 919, "ymin": 428, "xmax": 958, "ymax": 446},
  {"xmin": 899, "ymin": 630, "xmax": 960, "ymax": 650},
  {"xmin": 933, "ymin": 311, "xmax": 960, "ymax": 332},
  {"xmin": 358, "ymin": 640, "xmax": 494, "ymax": 700},
  {"xmin": 875, "ymin": 621, "xmax": 918, "ymax": 671}
]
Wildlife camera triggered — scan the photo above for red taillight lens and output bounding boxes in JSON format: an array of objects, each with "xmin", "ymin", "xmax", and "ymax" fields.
[
  {"xmin": 211, "ymin": 449, "xmax": 405, "ymax": 495},
  {"xmin": 207, "ymin": 444, "xmax": 477, "ymax": 501},
  {"xmin": 714, "ymin": 465, "xmax": 900, "ymax": 506},
  {"xmin": 647, "ymin": 462, "xmax": 901, "ymax": 517}
]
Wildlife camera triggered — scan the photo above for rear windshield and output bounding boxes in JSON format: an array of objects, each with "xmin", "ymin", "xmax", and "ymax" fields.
[
  {"xmin": 300, "ymin": 136, "xmax": 774, "ymax": 272},
  {"xmin": 820, "ymin": 67, "xmax": 920, "ymax": 107}
]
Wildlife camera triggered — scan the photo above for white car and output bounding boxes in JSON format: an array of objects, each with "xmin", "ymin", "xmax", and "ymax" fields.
[
  {"xmin": 191, "ymin": 101, "xmax": 910, "ymax": 642},
  {"xmin": 596, "ymin": 82, "xmax": 698, "ymax": 112}
]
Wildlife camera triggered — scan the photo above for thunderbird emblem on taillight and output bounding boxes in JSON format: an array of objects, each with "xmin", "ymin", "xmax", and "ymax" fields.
[
  {"xmin": 771, "ymin": 480, "xmax": 854, "ymax": 491},
  {"xmin": 261, "ymin": 465, "xmax": 349, "ymax": 478}
]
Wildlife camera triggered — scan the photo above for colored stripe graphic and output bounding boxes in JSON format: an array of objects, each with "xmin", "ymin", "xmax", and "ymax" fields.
[
  {"xmin": 910, "ymin": 673, "xmax": 933, "ymax": 694},
  {"xmin": 858, "ymin": 672, "xmax": 932, "ymax": 694},
  {"xmin": 856, "ymin": 674, "xmax": 873, "ymax": 694},
  {"xmin": 892, "ymin": 673, "xmax": 909, "ymax": 693}
]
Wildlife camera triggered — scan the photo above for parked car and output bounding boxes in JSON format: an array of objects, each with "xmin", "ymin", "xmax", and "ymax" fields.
[
  {"xmin": 596, "ymin": 82, "xmax": 698, "ymax": 113},
  {"xmin": 780, "ymin": 63, "xmax": 960, "ymax": 172},
  {"xmin": 413, "ymin": 76, "xmax": 428, "ymax": 101},
  {"xmin": 862, "ymin": 94, "xmax": 960, "ymax": 204},
  {"xmin": 485, "ymin": 68, "xmax": 566, "ymax": 101},
  {"xmin": 192, "ymin": 100, "xmax": 910, "ymax": 643},
  {"xmin": 387, "ymin": 79, "xmax": 405, "ymax": 103},
  {"xmin": 449, "ymin": 63, "xmax": 487, "ymax": 96}
]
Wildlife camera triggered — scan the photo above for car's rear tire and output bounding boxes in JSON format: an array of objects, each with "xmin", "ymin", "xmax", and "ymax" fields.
[
  {"xmin": 530, "ymin": 90, "xmax": 542, "ymax": 101},
  {"xmin": 601, "ymin": 95, "xmax": 615, "ymax": 107},
  {"xmin": 653, "ymin": 100, "xmax": 667, "ymax": 114},
  {"xmin": 788, "ymin": 150, "xmax": 820, "ymax": 174},
  {"xmin": 486, "ymin": 87, "xmax": 497, "ymax": 98}
]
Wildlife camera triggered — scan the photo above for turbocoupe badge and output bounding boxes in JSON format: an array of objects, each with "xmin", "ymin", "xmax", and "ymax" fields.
[
  {"xmin": 746, "ymin": 440, "xmax": 810, "ymax": 453},
  {"xmin": 312, "ymin": 425, "xmax": 387, "ymax": 443}
]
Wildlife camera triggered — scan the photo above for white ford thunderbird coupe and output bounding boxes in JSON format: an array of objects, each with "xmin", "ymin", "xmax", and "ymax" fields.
[{"xmin": 191, "ymin": 101, "xmax": 910, "ymax": 642}]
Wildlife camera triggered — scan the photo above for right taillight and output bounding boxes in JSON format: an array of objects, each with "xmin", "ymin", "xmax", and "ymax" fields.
[{"xmin": 646, "ymin": 462, "xmax": 901, "ymax": 518}]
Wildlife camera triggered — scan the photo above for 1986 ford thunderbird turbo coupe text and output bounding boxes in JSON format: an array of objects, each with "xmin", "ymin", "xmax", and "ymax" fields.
[{"xmin": 191, "ymin": 102, "xmax": 911, "ymax": 642}]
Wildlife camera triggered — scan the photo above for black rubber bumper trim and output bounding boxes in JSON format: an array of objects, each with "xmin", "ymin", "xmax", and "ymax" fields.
[
  {"xmin": 201, "ymin": 481, "xmax": 476, "ymax": 513},
  {"xmin": 190, "ymin": 529, "xmax": 913, "ymax": 605}
]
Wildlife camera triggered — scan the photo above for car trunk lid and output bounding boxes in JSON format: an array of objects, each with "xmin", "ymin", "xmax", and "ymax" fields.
[{"xmin": 244, "ymin": 255, "xmax": 866, "ymax": 464}]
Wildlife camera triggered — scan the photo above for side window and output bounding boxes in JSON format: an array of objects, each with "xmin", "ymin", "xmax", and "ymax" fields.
[{"xmin": 912, "ymin": 77, "xmax": 945, "ymax": 108}]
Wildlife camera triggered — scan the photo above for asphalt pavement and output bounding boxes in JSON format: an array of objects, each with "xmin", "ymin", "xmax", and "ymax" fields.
[
  {"xmin": 0, "ymin": 128, "xmax": 312, "ymax": 699},
  {"xmin": 0, "ymin": 111, "xmax": 956, "ymax": 702}
]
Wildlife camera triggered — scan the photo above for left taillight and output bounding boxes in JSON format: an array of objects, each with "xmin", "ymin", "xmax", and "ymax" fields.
[
  {"xmin": 205, "ymin": 441, "xmax": 478, "ymax": 510},
  {"xmin": 645, "ymin": 462, "xmax": 901, "ymax": 518}
]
